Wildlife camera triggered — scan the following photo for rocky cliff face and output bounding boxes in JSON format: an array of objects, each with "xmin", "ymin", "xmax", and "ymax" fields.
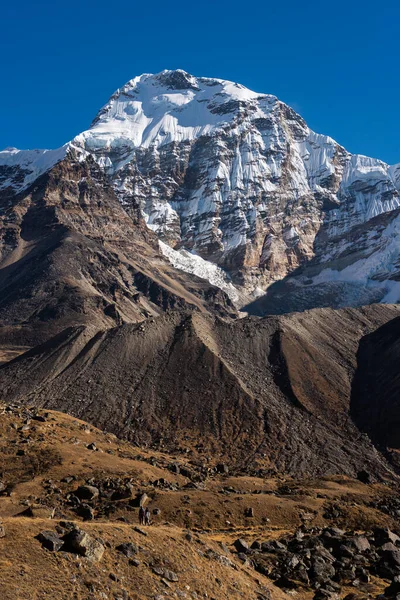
[
  {"xmin": 0, "ymin": 153, "xmax": 236, "ymax": 349},
  {"xmin": 1, "ymin": 69, "xmax": 400, "ymax": 311}
]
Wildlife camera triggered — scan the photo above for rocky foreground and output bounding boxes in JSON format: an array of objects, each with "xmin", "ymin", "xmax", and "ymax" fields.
[{"xmin": 1, "ymin": 404, "xmax": 400, "ymax": 600}]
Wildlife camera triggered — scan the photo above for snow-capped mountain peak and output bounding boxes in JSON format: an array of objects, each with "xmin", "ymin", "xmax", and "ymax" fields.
[
  {"xmin": 73, "ymin": 70, "xmax": 275, "ymax": 161},
  {"xmin": 2, "ymin": 70, "xmax": 400, "ymax": 311}
]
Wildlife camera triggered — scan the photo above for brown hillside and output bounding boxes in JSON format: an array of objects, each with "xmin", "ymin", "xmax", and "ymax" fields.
[
  {"xmin": 0, "ymin": 156, "xmax": 236, "ymax": 350},
  {"xmin": 1, "ymin": 304, "xmax": 399, "ymax": 478}
]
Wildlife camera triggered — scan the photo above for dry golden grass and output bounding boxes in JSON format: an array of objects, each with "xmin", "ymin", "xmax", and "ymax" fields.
[{"xmin": 0, "ymin": 407, "xmax": 397, "ymax": 599}]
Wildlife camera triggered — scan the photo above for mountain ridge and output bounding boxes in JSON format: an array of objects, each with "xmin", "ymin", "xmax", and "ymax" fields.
[
  {"xmin": 1, "ymin": 303, "xmax": 400, "ymax": 478},
  {"xmin": 1, "ymin": 69, "xmax": 400, "ymax": 314}
]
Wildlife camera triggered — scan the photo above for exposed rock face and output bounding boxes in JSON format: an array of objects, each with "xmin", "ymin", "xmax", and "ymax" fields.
[
  {"xmin": 0, "ymin": 154, "xmax": 236, "ymax": 347},
  {"xmin": 1, "ymin": 70, "xmax": 400, "ymax": 310},
  {"xmin": 1, "ymin": 303, "xmax": 399, "ymax": 477},
  {"xmin": 70, "ymin": 71, "xmax": 400, "ymax": 294}
]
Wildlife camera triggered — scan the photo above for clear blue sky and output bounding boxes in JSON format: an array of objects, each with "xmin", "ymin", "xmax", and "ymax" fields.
[{"xmin": 1, "ymin": 0, "xmax": 399, "ymax": 164}]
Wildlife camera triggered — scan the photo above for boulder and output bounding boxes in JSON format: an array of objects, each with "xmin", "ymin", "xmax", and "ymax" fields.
[
  {"xmin": 129, "ymin": 558, "xmax": 140, "ymax": 567},
  {"xmin": 32, "ymin": 414, "xmax": 47, "ymax": 422},
  {"xmin": 374, "ymin": 528, "xmax": 400, "ymax": 547},
  {"xmin": 63, "ymin": 527, "xmax": 104, "ymax": 561},
  {"xmin": 310, "ymin": 557, "xmax": 336, "ymax": 583},
  {"xmin": 17, "ymin": 505, "xmax": 55, "ymax": 519},
  {"xmin": 356, "ymin": 470, "xmax": 371, "ymax": 484},
  {"xmin": 251, "ymin": 540, "xmax": 262, "ymax": 551},
  {"xmin": 261, "ymin": 540, "xmax": 287, "ymax": 552},
  {"xmin": 382, "ymin": 542, "xmax": 398, "ymax": 553},
  {"xmin": 169, "ymin": 463, "xmax": 180, "ymax": 474},
  {"xmin": 233, "ymin": 538, "xmax": 249, "ymax": 553},
  {"xmin": 37, "ymin": 530, "xmax": 63, "ymax": 552},
  {"xmin": 74, "ymin": 485, "xmax": 99, "ymax": 501},
  {"xmin": 111, "ymin": 485, "xmax": 134, "ymax": 501},
  {"xmin": 152, "ymin": 566, "xmax": 179, "ymax": 582},
  {"xmin": 215, "ymin": 463, "xmax": 229, "ymax": 474},
  {"xmin": 164, "ymin": 569, "xmax": 179, "ymax": 582},
  {"xmin": 345, "ymin": 535, "xmax": 370, "ymax": 553},
  {"xmin": 61, "ymin": 476, "xmax": 75, "ymax": 484},
  {"xmin": 383, "ymin": 548, "xmax": 400, "ymax": 567},
  {"xmin": 313, "ymin": 591, "xmax": 340, "ymax": 600},
  {"xmin": 116, "ymin": 542, "xmax": 138, "ymax": 558},
  {"xmin": 130, "ymin": 492, "xmax": 149, "ymax": 507},
  {"xmin": 384, "ymin": 580, "xmax": 400, "ymax": 597},
  {"xmin": 75, "ymin": 504, "xmax": 94, "ymax": 521}
]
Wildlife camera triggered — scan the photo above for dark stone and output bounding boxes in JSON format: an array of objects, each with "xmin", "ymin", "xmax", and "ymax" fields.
[
  {"xmin": 261, "ymin": 540, "xmax": 287, "ymax": 552},
  {"xmin": 37, "ymin": 530, "xmax": 63, "ymax": 552},
  {"xmin": 74, "ymin": 485, "xmax": 99, "ymax": 501},
  {"xmin": 233, "ymin": 538, "xmax": 249, "ymax": 553},
  {"xmin": 356, "ymin": 470, "xmax": 371, "ymax": 484},
  {"xmin": 275, "ymin": 575, "xmax": 299, "ymax": 590},
  {"xmin": 251, "ymin": 540, "xmax": 262, "ymax": 550},
  {"xmin": 129, "ymin": 558, "xmax": 140, "ymax": 567},
  {"xmin": 313, "ymin": 590, "xmax": 340, "ymax": 600},
  {"xmin": 32, "ymin": 415, "xmax": 47, "ymax": 422},
  {"xmin": 116, "ymin": 542, "xmax": 138, "ymax": 558},
  {"xmin": 215, "ymin": 463, "xmax": 229, "ymax": 474},
  {"xmin": 374, "ymin": 528, "xmax": 400, "ymax": 547},
  {"xmin": 169, "ymin": 463, "xmax": 180, "ymax": 474},
  {"xmin": 310, "ymin": 557, "xmax": 336, "ymax": 583},
  {"xmin": 110, "ymin": 485, "xmax": 133, "ymax": 501},
  {"xmin": 152, "ymin": 565, "xmax": 179, "ymax": 582},
  {"xmin": 75, "ymin": 503, "xmax": 94, "ymax": 521},
  {"xmin": 164, "ymin": 569, "xmax": 179, "ymax": 582},
  {"xmin": 384, "ymin": 580, "xmax": 400, "ymax": 596}
]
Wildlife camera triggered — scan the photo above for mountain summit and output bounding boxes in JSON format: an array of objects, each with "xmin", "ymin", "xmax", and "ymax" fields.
[{"xmin": 1, "ymin": 69, "xmax": 400, "ymax": 312}]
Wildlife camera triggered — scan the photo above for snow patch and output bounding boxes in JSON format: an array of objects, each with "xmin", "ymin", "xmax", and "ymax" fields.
[
  {"xmin": 159, "ymin": 240, "xmax": 243, "ymax": 305},
  {"xmin": 0, "ymin": 145, "xmax": 68, "ymax": 193}
]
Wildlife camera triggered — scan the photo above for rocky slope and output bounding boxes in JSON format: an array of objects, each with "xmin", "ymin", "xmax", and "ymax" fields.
[
  {"xmin": 1, "ymin": 405, "xmax": 400, "ymax": 600},
  {"xmin": 2, "ymin": 70, "xmax": 400, "ymax": 312},
  {"xmin": 1, "ymin": 303, "xmax": 399, "ymax": 479},
  {"xmin": 0, "ymin": 151, "xmax": 236, "ymax": 350}
]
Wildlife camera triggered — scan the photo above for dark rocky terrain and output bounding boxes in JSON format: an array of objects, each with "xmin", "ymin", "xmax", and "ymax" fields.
[
  {"xmin": 2, "ymin": 406, "xmax": 400, "ymax": 600},
  {"xmin": 1, "ymin": 304, "xmax": 400, "ymax": 481}
]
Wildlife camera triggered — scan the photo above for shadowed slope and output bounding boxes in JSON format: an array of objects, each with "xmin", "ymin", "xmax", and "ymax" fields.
[
  {"xmin": 1, "ymin": 305, "xmax": 399, "ymax": 478},
  {"xmin": 351, "ymin": 316, "xmax": 400, "ymax": 453}
]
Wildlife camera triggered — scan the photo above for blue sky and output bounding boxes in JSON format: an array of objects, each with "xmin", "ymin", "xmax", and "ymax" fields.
[{"xmin": 1, "ymin": 0, "xmax": 399, "ymax": 164}]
